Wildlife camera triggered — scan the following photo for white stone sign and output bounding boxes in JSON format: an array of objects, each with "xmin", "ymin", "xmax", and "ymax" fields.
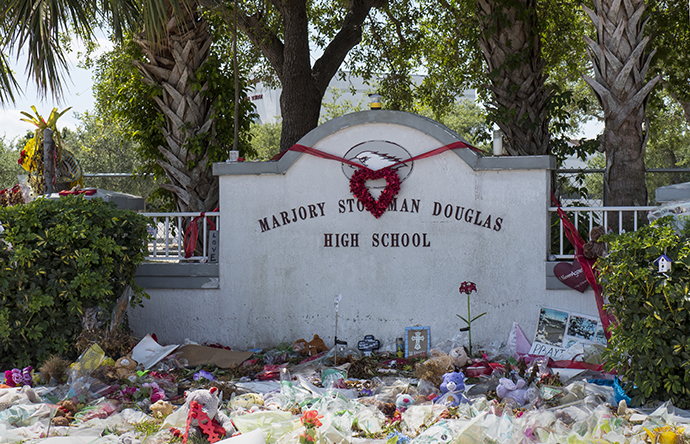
[{"xmin": 131, "ymin": 111, "xmax": 603, "ymax": 353}]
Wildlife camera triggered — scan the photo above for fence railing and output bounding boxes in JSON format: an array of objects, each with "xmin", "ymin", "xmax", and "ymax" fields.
[
  {"xmin": 145, "ymin": 207, "xmax": 657, "ymax": 262},
  {"xmin": 548, "ymin": 205, "xmax": 656, "ymax": 260},
  {"xmin": 142, "ymin": 212, "xmax": 220, "ymax": 262}
]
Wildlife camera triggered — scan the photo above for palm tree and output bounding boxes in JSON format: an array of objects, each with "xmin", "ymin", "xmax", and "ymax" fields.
[
  {"xmin": 2, "ymin": 0, "xmax": 222, "ymax": 215},
  {"xmin": 131, "ymin": 1, "xmax": 219, "ymax": 213},
  {"xmin": 582, "ymin": 0, "xmax": 661, "ymax": 207},
  {"xmin": 476, "ymin": 0, "xmax": 552, "ymax": 156}
]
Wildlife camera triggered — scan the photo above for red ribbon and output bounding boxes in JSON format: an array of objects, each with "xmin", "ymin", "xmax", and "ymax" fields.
[
  {"xmin": 288, "ymin": 141, "xmax": 479, "ymax": 217},
  {"xmin": 288, "ymin": 140, "xmax": 479, "ymax": 172},
  {"xmin": 550, "ymin": 193, "xmax": 616, "ymax": 340},
  {"xmin": 184, "ymin": 209, "xmax": 218, "ymax": 259}
]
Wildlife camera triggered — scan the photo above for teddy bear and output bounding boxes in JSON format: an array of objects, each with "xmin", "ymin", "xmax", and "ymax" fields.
[
  {"xmin": 583, "ymin": 226, "xmax": 608, "ymax": 259},
  {"xmin": 449, "ymin": 347, "xmax": 470, "ymax": 368},
  {"xmin": 231, "ymin": 393, "xmax": 264, "ymax": 409},
  {"xmin": 434, "ymin": 372, "xmax": 470, "ymax": 406},
  {"xmin": 51, "ymin": 400, "xmax": 77, "ymax": 426},
  {"xmin": 307, "ymin": 334, "xmax": 329, "ymax": 356},
  {"xmin": 496, "ymin": 378, "xmax": 538, "ymax": 407},
  {"xmin": 414, "ymin": 350, "xmax": 454, "ymax": 387},
  {"xmin": 292, "ymin": 334, "xmax": 329, "ymax": 357},
  {"xmin": 111, "ymin": 355, "xmax": 138, "ymax": 383},
  {"xmin": 182, "ymin": 387, "xmax": 235, "ymax": 440}
]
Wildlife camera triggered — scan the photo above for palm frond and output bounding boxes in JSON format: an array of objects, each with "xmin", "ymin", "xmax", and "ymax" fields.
[{"xmin": 0, "ymin": 51, "xmax": 20, "ymax": 104}]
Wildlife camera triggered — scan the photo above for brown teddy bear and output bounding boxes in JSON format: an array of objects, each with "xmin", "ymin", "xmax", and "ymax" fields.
[
  {"xmin": 583, "ymin": 226, "xmax": 608, "ymax": 259},
  {"xmin": 110, "ymin": 355, "xmax": 138, "ymax": 383},
  {"xmin": 52, "ymin": 400, "xmax": 77, "ymax": 426},
  {"xmin": 292, "ymin": 334, "xmax": 329, "ymax": 356}
]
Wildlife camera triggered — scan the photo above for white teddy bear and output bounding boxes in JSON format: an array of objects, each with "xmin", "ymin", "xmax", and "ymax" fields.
[{"xmin": 182, "ymin": 387, "xmax": 235, "ymax": 439}]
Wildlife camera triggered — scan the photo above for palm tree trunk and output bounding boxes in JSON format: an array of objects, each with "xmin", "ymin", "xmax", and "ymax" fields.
[
  {"xmin": 477, "ymin": 0, "xmax": 552, "ymax": 156},
  {"xmin": 582, "ymin": 0, "xmax": 661, "ymax": 210},
  {"xmin": 132, "ymin": 2, "xmax": 217, "ymax": 214}
]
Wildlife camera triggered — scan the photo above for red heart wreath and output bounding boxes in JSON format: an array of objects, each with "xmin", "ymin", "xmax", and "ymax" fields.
[{"xmin": 349, "ymin": 168, "xmax": 401, "ymax": 218}]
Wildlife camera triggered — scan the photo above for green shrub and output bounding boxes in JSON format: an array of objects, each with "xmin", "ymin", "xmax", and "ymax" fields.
[
  {"xmin": 0, "ymin": 196, "xmax": 150, "ymax": 367},
  {"xmin": 600, "ymin": 216, "xmax": 690, "ymax": 408}
]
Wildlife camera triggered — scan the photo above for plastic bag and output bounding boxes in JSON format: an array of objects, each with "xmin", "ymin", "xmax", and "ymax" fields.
[
  {"xmin": 231, "ymin": 410, "xmax": 299, "ymax": 444},
  {"xmin": 648, "ymin": 201, "xmax": 690, "ymax": 233},
  {"xmin": 256, "ymin": 365, "xmax": 286, "ymax": 381},
  {"xmin": 67, "ymin": 344, "xmax": 105, "ymax": 387},
  {"xmin": 73, "ymin": 399, "xmax": 118, "ymax": 423}
]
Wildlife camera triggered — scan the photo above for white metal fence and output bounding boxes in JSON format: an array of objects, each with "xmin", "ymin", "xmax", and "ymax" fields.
[
  {"xmin": 142, "ymin": 212, "xmax": 220, "ymax": 262},
  {"xmin": 548, "ymin": 205, "xmax": 656, "ymax": 259}
]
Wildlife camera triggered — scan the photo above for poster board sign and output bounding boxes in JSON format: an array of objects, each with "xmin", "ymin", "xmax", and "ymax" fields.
[
  {"xmin": 405, "ymin": 326, "xmax": 430, "ymax": 357},
  {"xmin": 530, "ymin": 307, "xmax": 606, "ymax": 359}
]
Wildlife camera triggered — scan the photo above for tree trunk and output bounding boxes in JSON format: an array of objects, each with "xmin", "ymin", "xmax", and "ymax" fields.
[
  {"xmin": 228, "ymin": 0, "xmax": 385, "ymax": 152},
  {"xmin": 602, "ymin": 120, "xmax": 647, "ymax": 207},
  {"xmin": 132, "ymin": 2, "xmax": 218, "ymax": 214},
  {"xmin": 582, "ymin": 0, "xmax": 661, "ymax": 210},
  {"xmin": 477, "ymin": 0, "xmax": 552, "ymax": 156},
  {"xmin": 279, "ymin": 78, "xmax": 323, "ymax": 151}
]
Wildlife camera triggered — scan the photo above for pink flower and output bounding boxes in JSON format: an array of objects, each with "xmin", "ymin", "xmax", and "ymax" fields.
[
  {"xmin": 4, "ymin": 370, "xmax": 16, "ymax": 387},
  {"xmin": 142, "ymin": 382, "xmax": 166, "ymax": 402}
]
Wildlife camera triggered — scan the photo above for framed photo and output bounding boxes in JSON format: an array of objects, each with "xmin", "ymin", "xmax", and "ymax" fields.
[{"xmin": 405, "ymin": 326, "xmax": 430, "ymax": 358}]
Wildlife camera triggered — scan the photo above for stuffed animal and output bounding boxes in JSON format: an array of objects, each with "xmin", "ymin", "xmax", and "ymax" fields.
[
  {"xmin": 183, "ymin": 387, "xmax": 235, "ymax": 439},
  {"xmin": 395, "ymin": 393, "xmax": 414, "ymax": 410},
  {"xmin": 307, "ymin": 334, "xmax": 329, "ymax": 356},
  {"xmin": 231, "ymin": 393, "xmax": 264, "ymax": 409},
  {"xmin": 112, "ymin": 355, "xmax": 138, "ymax": 383},
  {"xmin": 292, "ymin": 334, "xmax": 329, "ymax": 357},
  {"xmin": 583, "ymin": 226, "xmax": 607, "ymax": 259},
  {"xmin": 150, "ymin": 400, "xmax": 173, "ymax": 419},
  {"xmin": 51, "ymin": 399, "xmax": 77, "ymax": 426},
  {"xmin": 434, "ymin": 372, "xmax": 469, "ymax": 406},
  {"xmin": 496, "ymin": 378, "xmax": 538, "ymax": 407},
  {"xmin": 414, "ymin": 351, "xmax": 454, "ymax": 387},
  {"xmin": 449, "ymin": 347, "xmax": 470, "ymax": 368}
]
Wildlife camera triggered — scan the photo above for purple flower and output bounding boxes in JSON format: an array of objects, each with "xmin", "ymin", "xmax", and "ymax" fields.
[
  {"xmin": 193, "ymin": 370, "xmax": 216, "ymax": 382},
  {"xmin": 120, "ymin": 386, "xmax": 139, "ymax": 399},
  {"xmin": 5, "ymin": 367, "xmax": 32, "ymax": 387},
  {"xmin": 143, "ymin": 382, "xmax": 166, "ymax": 402},
  {"xmin": 21, "ymin": 367, "xmax": 33, "ymax": 385}
]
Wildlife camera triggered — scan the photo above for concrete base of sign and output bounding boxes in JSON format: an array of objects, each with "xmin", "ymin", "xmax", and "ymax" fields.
[
  {"xmin": 655, "ymin": 181, "xmax": 690, "ymax": 203},
  {"xmin": 129, "ymin": 111, "xmax": 602, "ymax": 353},
  {"xmin": 42, "ymin": 188, "xmax": 145, "ymax": 211}
]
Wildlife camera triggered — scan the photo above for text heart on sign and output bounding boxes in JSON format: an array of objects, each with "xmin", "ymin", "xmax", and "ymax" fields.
[{"xmin": 554, "ymin": 260, "xmax": 589, "ymax": 293}]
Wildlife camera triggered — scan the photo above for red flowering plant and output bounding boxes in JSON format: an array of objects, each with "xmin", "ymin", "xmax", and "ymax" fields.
[
  {"xmin": 457, "ymin": 281, "xmax": 486, "ymax": 357},
  {"xmin": 299, "ymin": 410, "xmax": 324, "ymax": 444},
  {"xmin": 349, "ymin": 167, "xmax": 401, "ymax": 218}
]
